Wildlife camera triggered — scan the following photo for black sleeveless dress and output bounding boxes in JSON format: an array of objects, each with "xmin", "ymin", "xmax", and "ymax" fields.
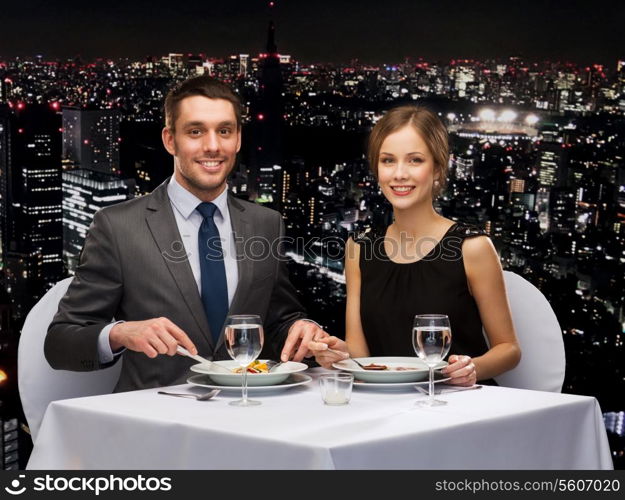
[{"xmin": 356, "ymin": 222, "xmax": 491, "ymax": 363}]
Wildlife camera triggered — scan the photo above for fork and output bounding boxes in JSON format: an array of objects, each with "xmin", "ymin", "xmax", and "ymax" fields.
[
  {"xmin": 326, "ymin": 348, "xmax": 366, "ymax": 369},
  {"xmin": 266, "ymin": 360, "xmax": 284, "ymax": 373},
  {"xmin": 415, "ymin": 385, "xmax": 482, "ymax": 395}
]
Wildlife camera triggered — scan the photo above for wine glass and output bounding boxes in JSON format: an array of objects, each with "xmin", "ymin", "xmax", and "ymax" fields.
[
  {"xmin": 224, "ymin": 314, "xmax": 264, "ymax": 407},
  {"xmin": 413, "ymin": 314, "xmax": 452, "ymax": 407}
]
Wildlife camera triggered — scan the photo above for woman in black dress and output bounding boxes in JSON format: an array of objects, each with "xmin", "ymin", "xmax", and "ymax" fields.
[{"xmin": 309, "ymin": 105, "xmax": 521, "ymax": 386}]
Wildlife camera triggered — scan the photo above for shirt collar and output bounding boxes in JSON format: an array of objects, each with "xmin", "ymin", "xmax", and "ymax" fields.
[{"xmin": 167, "ymin": 175, "xmax": 230, "ymax": 220}]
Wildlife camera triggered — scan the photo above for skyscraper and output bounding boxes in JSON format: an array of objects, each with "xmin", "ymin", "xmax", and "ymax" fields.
[
  {"xmin": 249, "ymin": 21, "xmax": 285, "ymax": 202},
  {"xmin": 550, "ymin": 187, "xmax": 576, "ymax": 235},
  {"xmin": 509, "ymin": 178, "xmax": 526, "ymax": 194},
  {"xmin": 538, "ymin": 143, "xmax": 562, "ymax": 188},
  {"xmin": 62, "ymin": 108, "xmax": 121, "ymax": 174},
  {"xmin": 62, "ymin": 169, "xmax": 135, "ymax": 273},
  {"xmin": 617, "ymin": 60, "xmax": 625, "ymax": 94},
  {"xmin": 228, "ymin": 54, "xmax": 249, "ymax": 77},
  {"xmin": 453, "ymin": 155, "xmax": 475, "ymax": 181},
  {"xmin": 535, "ymin": 187, "xmax": 551, "ymax": 232},
  {"xmin": 5, "ymin": 104, "xmax": 63, "ymax": 316},
  {"xmin": 0, "ymin": 105, "xmax": 10, "ymax": 265}
]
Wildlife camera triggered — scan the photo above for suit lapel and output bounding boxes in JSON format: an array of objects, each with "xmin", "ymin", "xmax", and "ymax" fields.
[{"xmin": 145, "ymin": 181, "xmax": 215, "ymax": 350}]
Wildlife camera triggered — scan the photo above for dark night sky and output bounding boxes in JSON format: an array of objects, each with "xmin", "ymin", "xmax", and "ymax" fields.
[{"xmin": 1, "ymin": 0, "xmax": 623, "ymax": 65}]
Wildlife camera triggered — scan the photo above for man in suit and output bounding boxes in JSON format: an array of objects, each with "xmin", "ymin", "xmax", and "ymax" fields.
[{"xmin": 45, "ymin": 76, "xmax": 328, "ymax": 391}]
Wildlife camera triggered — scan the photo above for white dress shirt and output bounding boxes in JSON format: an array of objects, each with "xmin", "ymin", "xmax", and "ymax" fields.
[{"xmin": 166, "ymin": 174, "xmax": 239, "ymax": 303}]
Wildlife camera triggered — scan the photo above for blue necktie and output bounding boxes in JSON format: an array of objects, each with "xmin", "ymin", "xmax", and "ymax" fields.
[{"xmin": 196, "ymin": 202, "xmax": 229, "ymax": 344}]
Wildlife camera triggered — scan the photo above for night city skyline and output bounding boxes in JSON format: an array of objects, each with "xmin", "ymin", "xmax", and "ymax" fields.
[
  {"xmin": 0, "ymin": 0, "xmax": 624, "ymax": 65},
  {"xmin": 0, "ymin": 1, "xmax": 624, "ymax": 470}
]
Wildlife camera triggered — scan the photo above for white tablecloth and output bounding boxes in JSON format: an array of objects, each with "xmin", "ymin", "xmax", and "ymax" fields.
[{"xmin": 27, "ymin": 369, "xmax": 613, "ymax": 470}]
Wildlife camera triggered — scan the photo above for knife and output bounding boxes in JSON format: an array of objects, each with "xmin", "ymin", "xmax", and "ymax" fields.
[{"xmin": 176, "ymin": 346, "xmax": 231, "ymax": 373}]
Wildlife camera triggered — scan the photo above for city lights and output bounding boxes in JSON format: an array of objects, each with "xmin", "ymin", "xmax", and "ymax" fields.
[
  {"xmin": 525, "ymin": 114, "xmax": 540, "ymax": 126},
  {"xmin": 498, "ymin": 109, "xmax": 517, "ymax": 122},
  {"xmin": 0, "ymin": 44, "xmax": 624, "ymax": 469},
  {"xmin": 479, "ymin": 108, "xmax": 496, "ymax": 121}
]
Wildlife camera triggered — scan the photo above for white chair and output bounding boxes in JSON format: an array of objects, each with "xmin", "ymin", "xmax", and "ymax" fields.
[
  {"xmin": 18, "ymin": 277, "xmax": 122, "ymax": 443},
  {"xmin": 491, "ymin": 271, "xmax": 565, "ymax": 392}
]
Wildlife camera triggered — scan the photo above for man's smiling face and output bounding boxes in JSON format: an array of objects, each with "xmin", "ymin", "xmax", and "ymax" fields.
[{"xmin": 162, "ymin": 95, "xmax": 241, "ymax": 201}]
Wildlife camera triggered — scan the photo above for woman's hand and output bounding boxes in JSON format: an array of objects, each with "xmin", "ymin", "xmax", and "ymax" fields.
[
  {"xmin": 307, "ymin": 336, "xmax": 349, "ymax": 369},
  {"xmin": 441, "ymin": 355, "xmax": 477, "ymax": 386}
]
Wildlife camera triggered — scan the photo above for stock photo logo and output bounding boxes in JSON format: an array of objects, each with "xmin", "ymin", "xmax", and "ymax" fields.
[
  {"xmin": 3, "ymin": 474, "xmax": 172, "ymax": 496},
  {"xmin": 4, "ymin": 475, "xmax": 27, "ymax": 495}
]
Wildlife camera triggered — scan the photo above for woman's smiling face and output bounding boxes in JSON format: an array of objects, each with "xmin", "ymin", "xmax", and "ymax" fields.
[{"xmin": 377, "ymin": 124, "xmax": 438, "ymax": 210}]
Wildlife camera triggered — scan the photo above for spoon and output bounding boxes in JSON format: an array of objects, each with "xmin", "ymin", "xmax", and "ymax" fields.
[{"xmin": 157, "ymin": 389, "xmax": 220, "ymax": 401}]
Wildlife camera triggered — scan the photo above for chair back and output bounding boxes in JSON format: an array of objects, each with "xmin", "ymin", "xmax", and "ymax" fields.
[
  {"xmin": 18, "ymin": 277, "xmax": 122, "ymax": 442},
  {"xmin": 493, "ymin": 271, "xmax": 565, "ymax": 392}
]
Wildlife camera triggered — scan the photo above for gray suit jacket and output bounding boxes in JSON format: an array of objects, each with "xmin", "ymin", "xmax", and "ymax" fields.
[{"xmin": 45, "ymin": 179, "xmax": 306, "ymax": 392}]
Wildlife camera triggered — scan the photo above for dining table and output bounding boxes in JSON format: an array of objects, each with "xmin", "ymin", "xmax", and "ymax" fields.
[{"xmin": 27, "ymin": 368, "xmax": 614, "ymax": 470}]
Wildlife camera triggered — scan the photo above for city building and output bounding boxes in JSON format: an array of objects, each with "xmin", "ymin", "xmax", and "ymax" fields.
[
  {"xmin": 62, "ymin": 108, "xmax": 121, "ymax": 175},
  {"xmin": 249, "ymin": 21, "xmax": 285, "ymax": 202},
  {"xmin": 0, "ymin": 105, "xmax": 10, "ymax": 263},
  {"xmin": 62, "ymin": 169, "xmax": 135, "ymax": 273}
]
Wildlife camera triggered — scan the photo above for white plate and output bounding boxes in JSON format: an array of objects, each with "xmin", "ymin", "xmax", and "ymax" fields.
[
  {"xmin": 353, "ymin": 371, "xmax": 451, "ymax": 390},
  {"xmin": 332, "ymin": 356, "xmax": 448, "ymax": 383},
  {"xmin": 189, "ymin": 360, "xmax": 308, "ymax": 386},
  {"xmin": 187, "ymin": 373, "xmax": 313, "ymax": 393}
]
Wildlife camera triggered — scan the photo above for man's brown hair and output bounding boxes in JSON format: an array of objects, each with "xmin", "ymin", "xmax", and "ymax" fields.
[{"xmin": 163, "ymin": 76, "xmax": 243, "ymax": 131}]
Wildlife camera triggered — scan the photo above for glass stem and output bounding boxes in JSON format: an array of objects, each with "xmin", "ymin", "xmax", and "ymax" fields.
[
  {"xmin": 428, "ymin": 366, "xmax": 435, "ymax": 403},
  {"xmin": 242, "ymin": 368, "xmax": 248, "ymax": 404}
]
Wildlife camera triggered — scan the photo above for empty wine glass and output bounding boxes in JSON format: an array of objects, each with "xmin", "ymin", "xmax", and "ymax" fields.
[
  {"xmin": 224, "ymin": 314, "xmax": 264, "ymax": 407},
  {"xmin": 413, "ymin": 314, "xmax": 452, "ymax": 407}
]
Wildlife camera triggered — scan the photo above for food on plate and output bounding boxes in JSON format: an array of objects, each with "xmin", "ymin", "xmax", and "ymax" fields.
[
  {"xmin": 232, "ymin": 360, "xmax": 269, "ymax": 374},
  {"xmin": 362, "ymin": 364, "xmax": 422, "ymax": 371},
  {"xmin": 363, "ymin": 363, "xmax": 388, "ymax": 370}
]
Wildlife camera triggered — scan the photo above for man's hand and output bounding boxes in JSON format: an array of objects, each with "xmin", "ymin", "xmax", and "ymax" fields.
[
  {"xmin": 280, "ymin": 320, "xmax": 328, "ymax": 362},
  {"xmin": 109, "ymin": 317, "xmax": 197, "ymax": 359}
]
